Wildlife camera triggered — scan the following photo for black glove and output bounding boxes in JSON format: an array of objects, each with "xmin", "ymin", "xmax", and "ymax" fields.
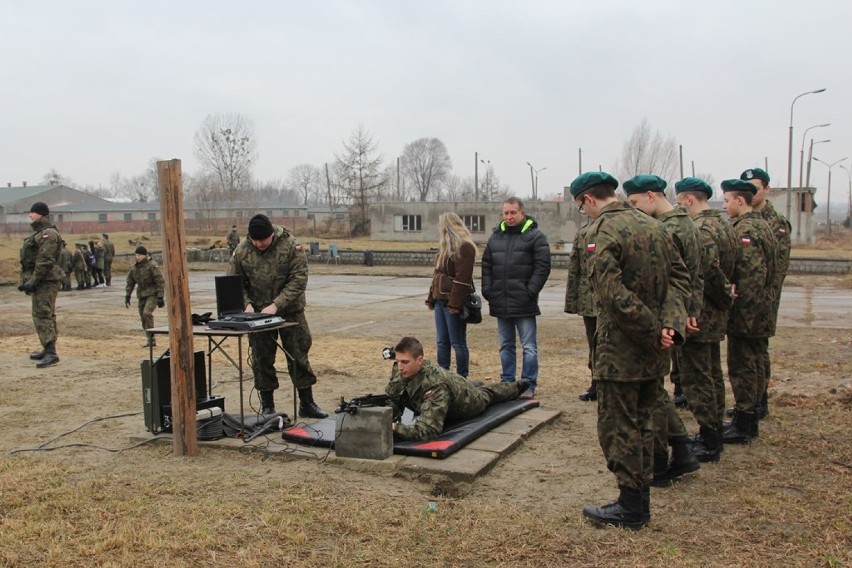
[
  {"xmin": 125, "ymin": 296, "xmax": 131, "ymax": 308},
  {"xmin": 19, "ymin": 282, "xmax": 35, "ymax": 294},
  {"xmin": 156, "ymin": 297, "xmax": 165, "ymax": 308}
]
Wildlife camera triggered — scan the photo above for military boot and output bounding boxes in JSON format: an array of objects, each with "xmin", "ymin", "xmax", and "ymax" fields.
[
  {"xmin": 29, "ymin": 348, "xmax": 46, "ymax": 360},
  {"xmin": 259, "ymin": 390, "xmax": 276, "ymax": 415},
  {"xmin": 578, "ymin": 381, "xmax": 597, "ymax": 402},
  {"xmin": 641, "ymin": 484, "xmax": 651, "ymax": 524},
  {"xmin": 651, "ymin": 449, "xmax": 672, "ymax": 488},
  {"xmin": 690, "ymin": 425, "xmax": 722, "ymax": 463},
  {"xmin": 666, "ymin": 439, "xmax": 701, "ymax": 478},
  {"xmin": 36, "ymin": 342, "xmax": 59, "ymax": 368},
  {"xmin": 298, "ymin": 387, "xmax": 328, "ymax": 419},
  {"xmin": 582, "ymin": 486, "xmax": 646, "ymax": 530},
  {"xmin": 722, "ymin": 411, "xmax": 753, "ymax": 444}
]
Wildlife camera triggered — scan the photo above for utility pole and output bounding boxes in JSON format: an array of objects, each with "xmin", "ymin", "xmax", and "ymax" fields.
[
  {"xmin": 679, "ymin": 144, "xmax": 684, "ymax": 179},
  {"xmin": 474, "ymin": 152, "xmax": 479, "ymax": 202}
]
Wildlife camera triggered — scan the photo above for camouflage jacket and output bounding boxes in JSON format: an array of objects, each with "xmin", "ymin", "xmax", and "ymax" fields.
[
  {"xmin": 59, "ymin": 247, "xmax": 73, "ymax": 273},
  {"xmin": 227, "ymin": 229, "xmax": 241, "ymax": 250},
  {"xmin": 126, "ymin": 257, "xmax": 165, "ymax": 299},
  {"xmin": 103, "ymin": 239, "xmax": 115, "ymax": 262},
  {"xmin": 564, "ymin": 222, "xmax": 597, "ymax": 317},
  {"xmin": 20, "ymin": 216, "xmax": 64, "ymax": 286},
  {"xmin": 228, "ymin": 225, "xmax": 307, "ymax": 315},
  {"xmin": 385, "ymin": 359, "xmax": 487, "ymax": 441},
  {"xmin": 659, "ymin": 207, "xmax": 704, "ymax": 319},
  {"xmin": 758, "ymin": 201, "xmax": 791, "ymax": 333},
  {"xmin": 690, "ymin": 209, "xmax": 736, "ymax": 342},
  {"xmin": 727, "ymin": 212, "xmax": 776, "ymax": 338},
  {"xmin": 71, "ymin": 249, "xmax": 87, "ymax": 271},
  {"xmin": 589, "ymin": 201, "xmax": 689, "ymax": 382}
]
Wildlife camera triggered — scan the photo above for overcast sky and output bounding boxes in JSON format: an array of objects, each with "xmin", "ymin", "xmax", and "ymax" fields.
[{"xmin": 2, "ymin": 0, "xmax": 851, "ymax": 212}]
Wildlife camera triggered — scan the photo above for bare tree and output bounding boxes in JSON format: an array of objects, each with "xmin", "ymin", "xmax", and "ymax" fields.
[
  {"xmin": 335, "ymin": 125, "xmax": 386, "ymax": 235},
  {"xmin": 287, "ymin": 164, "xmax": 323, "ymax": 205},
  {"xmin": 443, "ymin": 174, "xmax": 475, "ymax": 201},
  {"xmin": 479, "ymin": 164, "xmax": 510, "ymax": 202},
  {"xmin": 615, "ymin": 118, "xmax": 679, "ymax": 186},
  {"xmin": 194, "ymin": 112, "xmax": 258, "ymax": 202},
  {"xmin": 42, "ymin": 168, "xmax": 72, "ymax": 186},
  {"xmin": 401, "ymin": 137, "xmax": 453, "ymax": 201}
]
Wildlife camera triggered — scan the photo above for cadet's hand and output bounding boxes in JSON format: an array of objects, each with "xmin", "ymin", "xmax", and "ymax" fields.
[
  {"xmin": 686, "ymin": 317, "xmax": 700, "ymax": 334},
  {"xmin": 731, "ymin": 283, "xmax": 738, "ymax": 300},
  {"xmin": 125, "ymin": 296, "xmax": 131, "ymax": 308},
  {"xmin": 261, "ymin": 303, "xmax": 277, "ymax": 315},
  {"xmin": 156, "ymin": 297, "xmax": 165, "ymax": 308},
  {"xmin": 660, "ymin": 328, "xmax": 676, "ymax": 350},
  {"xmin": 19, "ymin": 282, "xmax": 35, "ymax": 294}
]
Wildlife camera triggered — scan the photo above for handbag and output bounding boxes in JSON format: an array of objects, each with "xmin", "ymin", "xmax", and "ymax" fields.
[{"xmin": 461, "ymin": 293, "xmax": 483, "ymax": 324}]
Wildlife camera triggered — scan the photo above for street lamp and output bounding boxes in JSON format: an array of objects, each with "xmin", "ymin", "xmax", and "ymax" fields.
[
  {"xmin": 839, "ymin": 164, "xmax": 852, "ymax": 228},
  {"xmin": 813, "ymin": 156, "xmax": 848, "ymax": 237},
  {"xmin": 786, "ymin": 88, "xmax": 827, "ymax": 221},
  {"xmin": 526, "ymin": 162, "xmax": 546, "ymax": 200},
  {"xmin": 797, "ymin": 123, "xmax": 830, "ymax": 240},
  {"xmin": 805, "ymin": 139, "xmax": 831, "ymax": 224},
  {"xmin": 475, "ymin": 152, "xmax": 491, "ymax": 202}
]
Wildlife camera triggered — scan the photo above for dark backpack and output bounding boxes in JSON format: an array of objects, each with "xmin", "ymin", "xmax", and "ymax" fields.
[{"xmin": 85, "ymin": 252, "xmax": 96, "ymax": 268}]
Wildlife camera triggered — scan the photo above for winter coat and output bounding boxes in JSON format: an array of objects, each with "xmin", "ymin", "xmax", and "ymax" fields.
[{"xmin": 426, "ymin": 242, "xmax": 476, "ymax": 312}]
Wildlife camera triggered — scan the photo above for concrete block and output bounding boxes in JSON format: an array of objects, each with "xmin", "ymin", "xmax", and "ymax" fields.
[{"xmin": 335, "ymin": 406, "xmax": 393, "ymax": 460}]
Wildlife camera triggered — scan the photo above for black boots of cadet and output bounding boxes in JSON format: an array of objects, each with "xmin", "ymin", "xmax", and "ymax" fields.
[
  {"xmin": 652, "ymin": 440, "xmax": 700, "ymax": 487},
  {"xmin": 35, "ymin": 341, "xmax": 60, "ymax": 368},
  {"xmin": 578, "ymin": 381, "xmax": 597, "ymax": 402},
  {"xmin": 583, "ymin": 486, "xmax": 648, "ymax": 530},
  {"xmin": 690, "ymin": 425, "xmax": 723, "ymax": 463},
  {"xmin": 259, "ymin": 390, "xmax": 276, "ymax": 415},
  {"xmin": 723, "ymin": 411, "xmax": 755, "ymax": 444},
  {"xmin": 298, "ymin": 387, "xmax": 328, "ymax": 419}
]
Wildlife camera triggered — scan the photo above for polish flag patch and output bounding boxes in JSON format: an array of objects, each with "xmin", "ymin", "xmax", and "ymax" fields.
[
  {"xmin": 778, "ymin": 228, "xmax": 787, "ymax": 236},
  {"xmin": 295, "ymin": 244, "xmax": 303, "ymax": 251},
  {"xmin": 741, "ymin": 237, "xmax": 752, "ymax": 246},
  {"xmin": 424, "ymin": 389, "xmax": 434, "ymax": 399},
  {"xmin": 586, "ymin": 243, "xmax": 596, "ymax": 252}
]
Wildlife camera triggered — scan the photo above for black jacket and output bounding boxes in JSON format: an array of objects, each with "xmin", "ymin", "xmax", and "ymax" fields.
[{"xmin": 481, "ymin": 216, "xmax": 551, "ymax": 318}]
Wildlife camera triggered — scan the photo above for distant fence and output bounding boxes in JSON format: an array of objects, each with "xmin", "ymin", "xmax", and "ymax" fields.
[{"xmin": 122, "ymin": 250, "xmax": 852, "ymax": 275}]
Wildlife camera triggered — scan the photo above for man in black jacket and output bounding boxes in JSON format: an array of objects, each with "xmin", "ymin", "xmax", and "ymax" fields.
[{"xmin": 481, "ymin": 197, "xmax": 551, "ymax": 397}]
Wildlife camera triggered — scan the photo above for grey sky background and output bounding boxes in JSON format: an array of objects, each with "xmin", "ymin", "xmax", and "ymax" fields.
[{"xmin": 2, "ymin": 0, "xmax": 851, "ymax": 212}]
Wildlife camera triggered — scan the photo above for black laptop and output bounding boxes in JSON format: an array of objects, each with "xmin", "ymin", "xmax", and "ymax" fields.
[{"xmin": 213, "ymin": 275, "xmax": 274, "ymax": 322}]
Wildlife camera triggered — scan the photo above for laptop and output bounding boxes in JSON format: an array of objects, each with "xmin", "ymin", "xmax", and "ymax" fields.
[{"xmin": 213, "ymin": 275, "xmax": 277, "ymax": 322}]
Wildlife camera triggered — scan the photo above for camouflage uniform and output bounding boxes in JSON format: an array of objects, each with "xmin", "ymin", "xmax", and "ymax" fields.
[
  {"xmin": 229, "ymin": 225, "xmax": 316, "ymax": 392},
  {"xmin": 681, "ymin": 210, "xmax": 737, "ymax": 433},
  {"xmin": 727, "ymin": 212, "xmax": 776, "ymax": 417},
  {"xmin": 58, "ymin": 243, "xmax": 73, "ymax": 291},
  {"xmin": 72, "ymin": 245, "xmax": 89, "ymax": 289},
  {"xmin": 102, "ymin": 237, "xmax": 116, "ymax": 285},
  {"xmin": 20, "ymin": 216, "xmax": 64, "ymax": 349},
  {"xmin": 589, "ymin": 201, "xmax": 688, "ymax": 491},
  {"xmin": 125, "ymin": 255, "xmax": 165, "ymax": 339},
  {"xmin": 757, "ymin": 200, "xmax": 791, "ymax": 407},
  {"xmin": 227, "ymin": 228, "xmax": 241, "ymax": 253},
  {"xmin": 564, "ymin": 223, "xmax": 598, "ymax": 372},
  {"xmin": 385, "ymin": 359, "xmax": 522, "ymax": 441},
  {"xmin": 653, "ymin": 207, "xmax": 704, "ymax": 451}
]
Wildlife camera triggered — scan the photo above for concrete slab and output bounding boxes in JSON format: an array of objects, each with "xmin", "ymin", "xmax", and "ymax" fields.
[
  {"xmin": 398, "ymin": 448, "xmax": 499, "ymax": 482},
  {"xmin": 465, "ymin": 431, "xmax": 524, "ymax": 454}
]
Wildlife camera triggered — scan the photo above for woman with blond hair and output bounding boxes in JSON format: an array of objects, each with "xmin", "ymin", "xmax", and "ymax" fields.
[{"xmin": 426, "ymin": 212, "xmax": 477, "ymax": 377}]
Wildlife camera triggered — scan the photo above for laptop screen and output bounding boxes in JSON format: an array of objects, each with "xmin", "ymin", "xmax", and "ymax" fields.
[{"xmin": 214, "ymin": 275, "xmax": 245, "ymax": 318}]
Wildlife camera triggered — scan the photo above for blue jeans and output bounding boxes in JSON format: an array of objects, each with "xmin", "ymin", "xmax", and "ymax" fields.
[
  {"xmin": 434, "ymin": 300, "xmax": 469, "ymax": 377},
  {"xmin": 497, "ymin": 316, "xmax": 538, "ymax": 390}
]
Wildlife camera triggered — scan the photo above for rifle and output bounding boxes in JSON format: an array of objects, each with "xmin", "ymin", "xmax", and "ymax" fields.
[{"xmin": 335, "ymin": 393, "xmax": 391, "ymax": 415}]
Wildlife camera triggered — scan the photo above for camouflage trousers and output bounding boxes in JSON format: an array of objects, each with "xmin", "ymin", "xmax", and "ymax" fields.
[
  {"xmin": 63, "ymin": 271, "xmax": 72, "ymax": 289},
  {"xmin": 583, "ymin": 316, "xmax": 597, "ymax": 373},
  {"xmin": 652, "ymin": 364, "xmax": 689, "ymax": 451},
  {"xmin": 137, "ymin": 295, "xmax": 158, "ymax": 335},
  {"xmin": 74, "ymin": 267, "xmax": 90, "ymax": 287},
  {"xmin": 679, "ymin": 340, "xmax": 723, "ymax": 431},
  {"xmin": 727, "ymin": 336, "xmax": 768, "ymax": 415},
  {"xmin": 670, "ymin": 345, "xmax": 682, "ymax": 386},
  {"xmin": 250, "ymin": 310, "xmax": 317, "ymax": 392},
  {"xmin": 104, "ymin": 259, "xmax": 113, "ymax": 284},
  {"xmin": 596, "ymin": 379, "xmax": 657, "ymax": 491},
  {"xmin": 32, "ymin": 281, "xmax": 60, "ymax": 347}
]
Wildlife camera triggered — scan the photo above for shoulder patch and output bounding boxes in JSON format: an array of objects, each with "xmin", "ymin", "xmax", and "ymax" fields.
[
  {"xmin": 586, "ymin": 243, "xmax": 596, "ymax": 252},
  {"xmin": 424, "ymin": 389, "xmax": 433, "ymax": 399},
  {"xmin": 42, "ymin": 234, "xmax": 50, "ymax": 239},
  {"xmin": 295, "ymin": 244, "xmax": 303, "ymax": 252},
  {"xmin": 740, "ymin": 236, "xmax": 752, "ymax": 246},
  {"xmin": 778, "ymin": 227, "xmax": 787, "ymax": 236}
]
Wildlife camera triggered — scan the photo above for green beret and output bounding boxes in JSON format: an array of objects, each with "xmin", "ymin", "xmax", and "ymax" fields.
[
  {"xmin": 569, "ymin": 171, "xmax": 619, "ymax": 198},
  {"xmin": 721, "ymin": 179, "xmax": 757, "ymax": 194},
  {"xmin": 623, "ymin": 174, "xmax": 667, "ymax": 195},
  {"xmin": 740, "ymin": 168, "xmax": 769, "ymax": 184},
  {"xmin": 674, "ymin": 177, "xmax": 713, "ymax": 198}
]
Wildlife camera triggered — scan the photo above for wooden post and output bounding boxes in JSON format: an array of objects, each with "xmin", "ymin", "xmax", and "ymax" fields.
[{"xmin": 156, "ymin": 159, "xmax": 197, "ymax": 456}]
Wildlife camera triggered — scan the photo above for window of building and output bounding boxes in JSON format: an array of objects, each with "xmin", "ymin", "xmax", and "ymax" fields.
[
  {"xmin": 57, "ymin": 214, "xmax": 64, "ymax": 222},
  {"xmin": 293, "ymin": 210, "xmax": 300, "ymax": 217},
  {"xmin": 147, "ymin": 213, "xmax": 156, "ymax": 221},
  {"xmin": 266, "ymin": 210, "xmax": 274, "ymax": 218},
  {"xmin": 462, "ymin": 215, "xmax": 486, "ymax": 233},
  {"xmin": 123, "ymin": 213, "xmax": 132, "ymax": 222},
  {"xmin": 335, "ymin": 212, "xmax": 346, "ymax": 219},
  {"xmin": 194, "ymin": 212, "xmax": 203, "ymax": 220},
  {"xmin": 395, "ymin": 214, "xmax": 422, "ymax": 232},
  {"xmin": 98, "ymin": 213, "xmax": 107, "ymax": 223},
  {"xmin": 236, "ymin": 210, "xmax": 243, "ymax": 219}
]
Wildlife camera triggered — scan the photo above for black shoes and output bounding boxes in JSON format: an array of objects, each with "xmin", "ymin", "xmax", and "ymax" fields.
[
  {"xmin": 259, "ymin": 390, "xmax": 276, "ymax": 415},
  {"xmin": 578, "ymin": 382, "xmax": 597, "ymax": 402},
  {"xmin": 29, "ymin": 349, "xmax": 45, "ymax": 360},
  {"xmin": 36, "ymin": 342, "xmax": 59, "ymax": 368},
  {"xmin": 517, "ymin": 379, "xmax": 532, "ymax": 398},
  {"xmin": 690, "ymin": 426, "xmax": 722, "ymax": 463},
  {"xmin": 722, "ymin": 412, "xmax": 754, "ymax": 444},
  {"xmin": 583, "ymin": 486, "xmax": 647, "ymax": 530},
  {"xmin": 652, "ymin": 442, "xmax": 700, "ymax": 486},
  {"xmin": 298, "ymin": 387, "xmax": 328, "ymax": 419}
]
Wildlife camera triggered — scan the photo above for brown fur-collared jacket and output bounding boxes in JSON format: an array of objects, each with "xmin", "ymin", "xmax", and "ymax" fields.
[{"xmin": 426, "ymin": 242, "xmax": 476, "ymax": 312}]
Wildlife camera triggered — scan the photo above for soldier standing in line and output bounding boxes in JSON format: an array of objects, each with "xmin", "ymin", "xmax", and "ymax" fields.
[
  {"xmin": 71, "ymin": 243, "xmax": 88, "ymax": 289},
  {"xmin": 385, "ymin": 336, "xmax": 529, "ymax": 441},
  {"xmin": 570, "ymin": 172, "xmax": 689, "ymax": 530},
  {"xmin": 125, "ymin": 245, "xmax": 165, "ymax": 348},
  {"xmin": 624, "ymin": 174, "xmax": 702, "ymax": 485},
  {"xmin": 227, "ymin": 224, "xmax": 240, "ymax": 254},
  {"xmin": 229, "ymin": 214, "xmax": 327, "ymax": 419},
  {"xmin": 102, "ymin": 233, "xmax": 116, "ymax": 286},
  {"xmin": 90, "ymin": 239, "xmax": 105, "ymax": 286},
  {"xmin": 19, "ymin": 202, "xmax": 63, "ymax": 368},
  {"xmin": 83, "ymin": 243, "xmax": 95, "ymax": 288},
  {"xmin": 740, "ymin": 168, "xmax": 789, "ymax": 421},
  {"xmin": 720, "ymin": 179, "xmax": 776, "ymax": 444},
  {"xmin": 565, "ymin": 222, "xmax": 599, "ymax": 402},
  {"xmin": 58, "ymin": 240, "xmax": 73, "ymax": 291},
  {"xmin": 674, "ymin": 178, "xmax": 737, "ymax": 462}
]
